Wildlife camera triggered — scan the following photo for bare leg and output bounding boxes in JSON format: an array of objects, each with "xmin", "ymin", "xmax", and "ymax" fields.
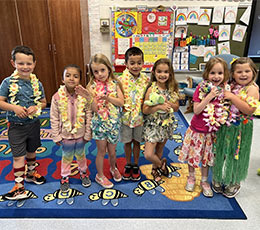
[
  {"xmin": 124, "ymin": 141, "xmax": 132, "ymax": 164},
  {"xmin": 107, "ymin": 142, "xmax": 117, "ymax": 170},
  {"xmin": 95, "ymin": 140, "xmax": 107, "ymax": 177},
  {"xmin": 133, "ymin": 140, "xmax": 140, "ymax": 165}
]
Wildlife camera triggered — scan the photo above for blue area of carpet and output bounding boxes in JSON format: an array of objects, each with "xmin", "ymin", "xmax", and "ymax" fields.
[{"xmin": 0, "ymin": 108, "xmax": 246, "ymax": 219}]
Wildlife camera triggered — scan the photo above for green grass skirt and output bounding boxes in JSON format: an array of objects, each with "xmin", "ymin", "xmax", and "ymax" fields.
[{"xmin": 213, "ymin": 120, "xmax": 253, "ymax": 185}]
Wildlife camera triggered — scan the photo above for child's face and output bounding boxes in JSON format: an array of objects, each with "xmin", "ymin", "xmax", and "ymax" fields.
[
  {"xmin": 91, "ymin": 62, "xmax": 109, "ymax": 82},
  {"xmin": 62, "ymin": 67, "xmax": 81, "ymax": 92},
  {"xmin": 126, "ymin": 55, "xmax": 143, "ymax": 78},
  {"xmin": 11, "ymin": 53, "xmax": 36, "ymax": 79},
  {"xmin": 233, "ymin": 63, "xmax": 254, "ymax": 86},
  {"xmin": 208, "ymin": 63, "xmax": 225, "ymax": 86},
  {"xmin": 154, "ymin": 63, "xmax": 169, "ymax": 85}
]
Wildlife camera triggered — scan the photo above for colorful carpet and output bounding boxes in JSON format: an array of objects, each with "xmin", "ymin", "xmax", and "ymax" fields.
[{"xmin": 0, "ymin": 108, "xmax": 246, "ymax": 219}]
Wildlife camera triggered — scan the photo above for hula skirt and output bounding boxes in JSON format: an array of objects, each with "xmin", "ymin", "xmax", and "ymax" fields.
[{"xmin": 213, "ymin": 120, "xmax": 253, "ymax": 185}]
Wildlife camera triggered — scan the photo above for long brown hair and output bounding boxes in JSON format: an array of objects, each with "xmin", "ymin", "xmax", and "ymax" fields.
[
  {"xmin": 149, "ymin": 58, "xmax": 179, "ymax": 95},
  {"xmin": 87, "ymin": 53, "xmax": 123, "ymax": 93}
]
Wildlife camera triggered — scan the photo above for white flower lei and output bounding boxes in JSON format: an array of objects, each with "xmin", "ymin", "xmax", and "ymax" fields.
[
  {"xmin": 58, "ymin": 85, "xmax": 87, "ymax": 134},
  {"xmin": 9, "ymin": 70, "xmax": 42, "ymax": 119}
]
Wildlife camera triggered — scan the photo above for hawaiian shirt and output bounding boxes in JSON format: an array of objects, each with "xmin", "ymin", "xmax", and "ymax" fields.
[{"xmin": 118, "ymin": 68, "xmax": 150, "ymax": 128}]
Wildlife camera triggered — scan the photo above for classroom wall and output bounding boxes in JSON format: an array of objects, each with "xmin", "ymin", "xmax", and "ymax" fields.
[{"xmin": 87, "ymin": 0, "xmax": 252, "ymax": 63}]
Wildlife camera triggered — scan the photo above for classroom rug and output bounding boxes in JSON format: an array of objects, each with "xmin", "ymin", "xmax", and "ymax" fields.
[{"xmin": 0, "ymin": 108, "xmax": 246, "ymax": 219}]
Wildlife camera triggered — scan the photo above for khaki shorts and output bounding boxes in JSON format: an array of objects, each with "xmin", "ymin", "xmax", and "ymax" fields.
[{"xmin": 120, "ymin": 124, "xmax": 143, "ymax": 143}]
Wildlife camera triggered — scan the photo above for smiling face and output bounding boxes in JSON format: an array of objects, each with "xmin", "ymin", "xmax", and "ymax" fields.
[
  {"xmin": 154, "ymin": 63, "xmax": 170, "ymax": 86},
  {"xmin": 232, "ymin": 63, "xmax": 254, "ymax": 86},
  {"xmin": 62, "ymin": 67, "xmax": 81, "ymax": 93},
  {"xmin": 11, "ymin": 53, "xmax": 36, "ymax": 79},
  {"xmin": 208, "ymin": 63, "xmax": 225, "ymax": 86},
  {"xmin": 91, "ymin": 62, "xmax": 109, "ymax": 82},
  {"xmin": 126, "ymin": 55, "xmax": 143, "ymax": 78}
]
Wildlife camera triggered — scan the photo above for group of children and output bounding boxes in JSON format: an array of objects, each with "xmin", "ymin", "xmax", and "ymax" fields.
[{"xmin": 0, "ymin": 45, "xmax": 259, "ymax": 201}]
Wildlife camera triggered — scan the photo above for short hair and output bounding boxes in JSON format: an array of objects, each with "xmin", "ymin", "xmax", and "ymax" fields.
[
  {"xmin": 11, "ymin": 45, "xmax": 36, "ymax": 62},
  {"xmin": 63, "ymin": 64, "xmax": 82, "ymax": 80},
  {"xmin": 125, "ymin": 46, "xmax": 144, "ymax": 63}
]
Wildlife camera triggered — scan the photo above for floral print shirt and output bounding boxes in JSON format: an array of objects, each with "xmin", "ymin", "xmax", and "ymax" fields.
[{"xmin": 118, "ymin": 68, "xmax": 149, "ymax": 128}]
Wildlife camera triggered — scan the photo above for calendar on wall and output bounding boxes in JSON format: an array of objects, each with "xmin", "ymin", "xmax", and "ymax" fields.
[{"xmin": 111, "ymin": 7, "xmax": 175, "ymax": 72}]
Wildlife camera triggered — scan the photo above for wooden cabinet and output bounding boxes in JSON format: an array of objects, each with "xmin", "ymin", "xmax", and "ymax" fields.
[{"xmin": 0, "ymin": 0, "xmax": 85, "ymax": 103}]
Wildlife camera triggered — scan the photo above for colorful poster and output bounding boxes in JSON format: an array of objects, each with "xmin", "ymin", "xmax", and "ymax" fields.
[
  {"xmin": 187, "ymin": 7, "xmax": 199, "ymax": 24},
  {"xmin": 232, "ymin": 24, "xmax": 247, "ymax": 42},
  {"xmin": 218, "ymin": 41, "xmax": 230, "ymax": 54},
  {"xmin": 224, "ymin": 6, "xmax": 238, "ymax": 24},
  {"xmin": 132, "ymin": 34, "xmax": 171, "ymax": 65},
  {"xmin": 198, "ymin": 9, "xmax": 212, "ymax": 26},
  {"xmin": 218, "ymin": 25, "xmax": 231, "ymax": 41},
  {"xmin": 115, "ymin": 12, "xmax": 138, "ymax": 38},
  {"xmin": 204, "ymin": 46, "xmax": 216, "ymax": 62},
  {"xmin": 176, "ymin": 8, "xmax": 187, "ymax": 25},
  {"xmin": 142, "ymin": 12, "xmax": 172, "ymax": 34},
  {"xmin": 212, "ymin": 6, "xmax": 224, "ymax": 24}
]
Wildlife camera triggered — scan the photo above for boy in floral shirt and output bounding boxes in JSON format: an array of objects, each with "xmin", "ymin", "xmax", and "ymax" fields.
[
  {"xmin": 118, "ymin": 47, "xmax": 150, "ymax": 181},
  {"xmin": 0, "ymin": 46, "xmax": 47, "ymax": 200}
]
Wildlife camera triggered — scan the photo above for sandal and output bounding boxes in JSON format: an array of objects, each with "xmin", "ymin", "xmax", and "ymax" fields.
[
  {"xmin": 201, "ymin": 181, "xmax": 213, "ymax": 198},
  {"xmin": 159, "ymin": 158, "xmax": 169, "ymax": 177},
  {"xmin": 151, "ymin": 168, "xmax": 162, "ymax": 182}
]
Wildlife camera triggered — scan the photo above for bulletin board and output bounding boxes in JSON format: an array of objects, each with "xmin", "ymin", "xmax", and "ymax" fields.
[
  {"xmin": 187, "ymin": 7, "xmax": 248, "ymax": 70},
  {"xmin": 111, "ymin": 7, "xmax": 174, "ymax": 72}
]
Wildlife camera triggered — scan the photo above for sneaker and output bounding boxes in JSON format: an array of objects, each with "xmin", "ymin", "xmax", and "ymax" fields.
[
  {"xmin": 200, "ymin": 181, "xmax": 213, "ymax": 198},
  {"xmin": 131, "ymin": 164, "xmax": 141, "ymax": 181},
  {"xmin": 95, "ymin": 174, "xmax": 114, "ymax": 188},
  {"xmin": 25, "ymin": 171, "xmax": 46, "ymax": 185},
  {"xmin": 110, "ymin": 167, "xmax": 122, "ymax": 182},
  {"xmin": 122, "ymin": 164, "xmax": 132, "ymax": 180},
  {"xmin": 185, "ymin": 176, "xmax": 195, "ymax": 192},
  {"xmin": 80, "ymin": 173, "xmax": 91, "ymax": 188},
  {"xmin": 212, "ymin": 181, "xmax": 223, "ymax": 194},
  {"xmin": 223, "ymin": 184, "xmax": 241, "ymax": 198},
  {"xmin": 4, "ymin": 184, "xmax": 27, "ymax": 200},
  {"xmin": 60, "ymin": 177, "xmax": 70, "ymax": 192}
]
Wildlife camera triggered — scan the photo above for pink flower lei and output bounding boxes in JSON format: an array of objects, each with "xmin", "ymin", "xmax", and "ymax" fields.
[{"xmin": 199, "ymin": 80, "xmax": 229, "ymax": 132}]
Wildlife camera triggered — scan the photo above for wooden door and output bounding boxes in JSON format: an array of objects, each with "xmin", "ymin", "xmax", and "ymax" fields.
[
  {"xmin": 0, "ymin": 0, "xmax": 21, "ymax": 83},
  {"xmin": 16, "ymin": 0, "xmax": 57, "ymax": 103},
  {"xmin": 47, "ymin": 0, "xmax": 85, "ymax": 87}
]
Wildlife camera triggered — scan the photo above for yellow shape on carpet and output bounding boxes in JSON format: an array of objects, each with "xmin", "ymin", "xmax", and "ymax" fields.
[{"xmin": 140, "ymin": 163, "xmax": 202, "ymax": 202}]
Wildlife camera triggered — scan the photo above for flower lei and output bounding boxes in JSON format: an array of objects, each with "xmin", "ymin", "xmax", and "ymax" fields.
[
  {"xmin": 58, "ymin": 85, "xmax": 87, "ymax": 134},
  {"xmin": 121, "ymin": 69, "xmax": 149, "ymax": 125},
  {"xmin": 229, "ymin": 82, "xmax": 260, "ymax": 124},
  {"xmin": 199, "ymin": 80, "xmax": 229, "ymax": 132},
  {"xmin": 92, "ymin": 79, "xmax": 118, "ymax": 121},
  {"xmin": 9, "ymin": 70, "xmax": 42, "ymax": 119}
]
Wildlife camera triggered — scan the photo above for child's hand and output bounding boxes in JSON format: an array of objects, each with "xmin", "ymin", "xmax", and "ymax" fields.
[
  {"xmin": 224, "ymin": 90, "xmax": 234, "ymax": 100},
  {"xmin": 13, "ymin": 105, "xmax": 28, "ymax": 118},
  {"xmin": 75, "ymin": 85, "xmax": 91, "ymax": 99},
  {"xmin": 27, "ymin": 105, "xmax": 38, "ymax": 116},
  {"xmin": 208, "ymin": 86, "xmax": 220, "ymax": 100},
  {"xmin": 159, "ymin": 102, "xmax": 172, "ymax": 112}
]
